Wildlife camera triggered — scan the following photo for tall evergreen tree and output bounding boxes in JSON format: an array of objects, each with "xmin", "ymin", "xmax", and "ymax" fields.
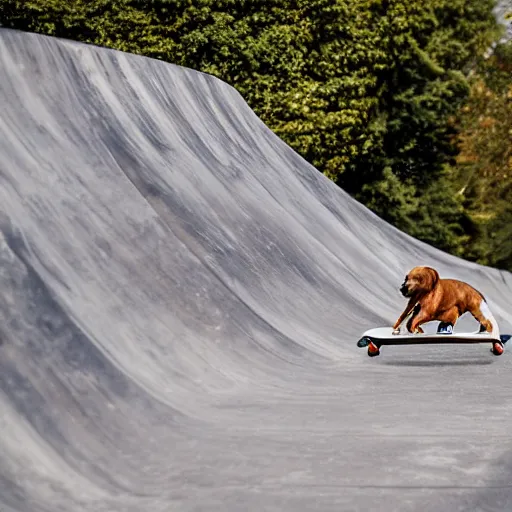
[
  {"xmin": 448, "ymin": 40, "xmax": 512, "ymax": 270},
  {"xmin": 0, "ymin": 0, "xmax": 506, "ymax": 265}
]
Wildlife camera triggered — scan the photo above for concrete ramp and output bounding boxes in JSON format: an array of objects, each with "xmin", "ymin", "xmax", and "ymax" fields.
[{"xmin": 0, "ymin": 29, "xmax": 511, "ymax": 512}]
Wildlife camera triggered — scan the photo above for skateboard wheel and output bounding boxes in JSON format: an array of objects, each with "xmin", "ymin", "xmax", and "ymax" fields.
[
  {"xmin": 492, "ymin": 342, "xmax": 504, "ymax": 356},
  {"xmin": 367, "ymin": 342, "xmax": 380, "ymax": 357},
  {"xmin": 357, "ymin": 337, "xmax": 370, "ymax": 348}
]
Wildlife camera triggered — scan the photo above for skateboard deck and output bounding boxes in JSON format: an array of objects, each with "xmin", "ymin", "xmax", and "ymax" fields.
[{"xmin": 357, "ymin": 327, "xmax": 511, "ymax": 357}]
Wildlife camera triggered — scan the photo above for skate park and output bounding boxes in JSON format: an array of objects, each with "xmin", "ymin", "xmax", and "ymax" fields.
[{"xmin": 0, "ymin": 28, "xmax": 512, "ymax": 511}]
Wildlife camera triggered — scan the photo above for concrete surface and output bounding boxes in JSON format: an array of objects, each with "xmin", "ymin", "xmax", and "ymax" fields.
[
  {"xmin": 495, "ymin": 0, "xmax": 512, "ymax": 41},
  {"xmin": 0, "ymin": 28, "xmax": 511, "ymax": 512}
]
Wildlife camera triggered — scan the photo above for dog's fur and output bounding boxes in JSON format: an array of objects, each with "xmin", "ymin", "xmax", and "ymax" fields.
[{"xmin": 393, "ymin": 266, "xmax": 500, "ymax": 337}]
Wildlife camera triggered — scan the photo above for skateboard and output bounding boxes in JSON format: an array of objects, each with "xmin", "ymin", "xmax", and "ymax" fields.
[{"xmin": 357, "ymin": 327, "xmax": 511, "ymax": 357}]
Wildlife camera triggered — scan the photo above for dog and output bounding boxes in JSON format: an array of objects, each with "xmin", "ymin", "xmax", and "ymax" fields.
[{"xmin": 392, "ymin": 266, "xmax": 500, "ymax": 338}]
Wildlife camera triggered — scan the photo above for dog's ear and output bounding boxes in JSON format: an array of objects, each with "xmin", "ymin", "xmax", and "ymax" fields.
[{"xmin": 422, "ymin": 267, "xmax": 439, "ymax": 291}]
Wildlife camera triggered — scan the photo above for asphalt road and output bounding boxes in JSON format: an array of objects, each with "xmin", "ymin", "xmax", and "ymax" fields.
[{"xmin": 0, "ymin": 29, "xmax": 511, "ymax": 512}]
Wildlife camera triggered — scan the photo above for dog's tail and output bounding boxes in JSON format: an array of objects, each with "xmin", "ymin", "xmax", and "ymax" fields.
[{"xmin": 479, "ymin": 300, "xmax": 500, "ymax": 339}]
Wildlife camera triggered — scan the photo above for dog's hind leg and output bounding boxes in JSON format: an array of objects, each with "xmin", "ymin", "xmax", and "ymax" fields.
[
  {"xmin": 436, "ymin": 307, "xmax": 459, "ymax": 334},
  {"xmin": 409, "ymin": 306, "xmax": 459, "ymax": 334},
  {"xmin": 435, "ymin": 307, "xmax": 460, "ymax": 334},
  {"xmin": 469, "ymin": 300, "xmax": 500, "ymax": 338}
]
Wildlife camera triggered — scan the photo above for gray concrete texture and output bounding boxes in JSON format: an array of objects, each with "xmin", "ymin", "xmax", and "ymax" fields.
[
  {"xmin": 495, "ymin": 0, "xmax": 512, "ymax": 41},
  {"xmin": 0, "ymin": 28, "xmax": 511, "ymax": 512}
]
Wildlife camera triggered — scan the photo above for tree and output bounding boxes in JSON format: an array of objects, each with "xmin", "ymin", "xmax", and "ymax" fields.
[
  {"xmin": 447, "ymin": 40, "xmax": 512, "ymax": 269},
  {"xmin": 0, "ymin": 0, "xmax": 506, "ymax": 266}
]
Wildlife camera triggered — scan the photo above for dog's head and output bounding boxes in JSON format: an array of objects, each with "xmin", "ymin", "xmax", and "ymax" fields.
[{"xmin": 400, "ymin": 266, "xmax": 439, "ymax": 298}]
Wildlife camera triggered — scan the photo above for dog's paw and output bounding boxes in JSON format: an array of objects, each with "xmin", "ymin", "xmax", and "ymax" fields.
[{"xmin": 392, "ymin": 329, "xmax": 401, "ymax": 335}]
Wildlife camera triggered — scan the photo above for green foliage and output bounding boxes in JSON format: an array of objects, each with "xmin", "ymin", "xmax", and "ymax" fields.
[
  {"xmin": 1, "ymin": 1, "xmax": 499, "ymax": 184},
  {"xmin": 0, "ymin": 0, "xmax": 509, "ymax": 269},
  {"xmin": 447, "ymin": 40, "xmax": 512, "ymax": 270},
  {"xmin": 359, "ymin": 166, "xmax": 470, "ymax": 256},
  {"xmin": 360, "ymin": 167, "xmax": 420, "ymax": 234},
  {"xmin": 408, "ymin": 172, "xmax": 471, "ymax": 257}
]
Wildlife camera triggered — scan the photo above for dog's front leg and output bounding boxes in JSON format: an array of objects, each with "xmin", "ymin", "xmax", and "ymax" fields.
[
  {"xmin": 393, "ymin": 298, "xmax": 418, "ymax": 334},
  {"xmin": 406, "ymin": 304, "xmax": 423, "ymax": 333}
]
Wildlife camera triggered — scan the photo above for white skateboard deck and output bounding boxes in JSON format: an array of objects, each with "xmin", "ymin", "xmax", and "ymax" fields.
[{"xmin": 357, "ymin": 326, "xmax": 506, "ymax": 347}]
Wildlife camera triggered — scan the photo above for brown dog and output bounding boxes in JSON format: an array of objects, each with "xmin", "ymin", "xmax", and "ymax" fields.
[{"xmin": 392, "ymin": 266, "xmax": 500, "ymax": 337}]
